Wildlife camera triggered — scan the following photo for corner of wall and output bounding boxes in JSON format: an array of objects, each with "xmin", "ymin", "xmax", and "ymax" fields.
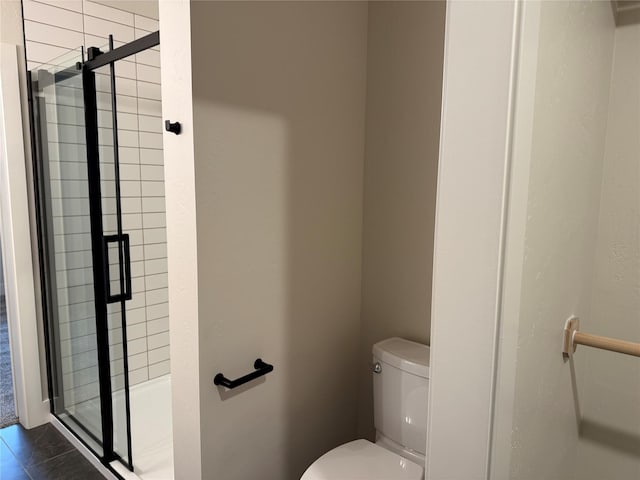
[
  {"xmin": 0, "ymin": 42, "xmax": 50, "ymax": 429},
  {"xmin": 158, "ymin": 1, "xmax": 201, "ymax": 478}
]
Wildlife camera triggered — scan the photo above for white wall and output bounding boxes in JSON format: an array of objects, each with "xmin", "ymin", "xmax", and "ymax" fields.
[
  {"xmin": 576, "ymin": 22, "xmax": 640, "ymax": 480},
  {"xmin": 0, "ymin": 42, "xmax": 50, "ymax": 429},
  {"xmin": 426, "ymin": 2, "xmax": 519, "ymax": 479},
  {"xmin": 158, "ymin": 1, "xmax": 200, "ymax": 478},
  {"xmin": 190, "ymin": 2, "xmax": 367, "ymax": 479},
  {"xmin": 0, "ymin": 0, "xmax": 50, "ymax": 428},
  {"xmin": 490, "ymin": 1, "xmax": 616, "ymax": 479},
  {"xmin": 357, "ymin": 0, "xmax": 445, "ymax": 440},
  {"xmin": 0, "ymin": 4, "xmax": 23, "ymax": 302}
]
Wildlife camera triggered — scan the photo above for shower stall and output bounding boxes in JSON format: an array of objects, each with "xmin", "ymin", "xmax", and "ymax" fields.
[{"xmin": 28, "ymin": 31, "xmax": 172, "ymax": 479}]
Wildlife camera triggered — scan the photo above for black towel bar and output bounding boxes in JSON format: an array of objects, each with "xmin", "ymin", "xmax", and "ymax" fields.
[{"xmin": 214, "ymin": 359, "xmax": 274, "ymax": 389}]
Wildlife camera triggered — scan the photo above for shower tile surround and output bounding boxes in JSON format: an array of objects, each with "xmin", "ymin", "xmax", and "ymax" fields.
[{"xmin": 23, "ymin": 0, "xmax": 169, "ymax": 412}]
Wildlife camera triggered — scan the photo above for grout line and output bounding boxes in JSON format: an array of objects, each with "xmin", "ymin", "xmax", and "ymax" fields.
[
  {"xmin": 80, "ymin": 0, "xmax": 86, "ymax": 59},
  {"xmin": 23, "ymin": 18, "xmax": 83, "ymax": 36},
  {"xmin": 45, "ymin": 142, "xmax": 164, "ymax": 150},
  {"xmin": 85, "ymin": 0, "xmax": 160, "ymax": 25},
  {"xmin": 26, "ymin": 0, "xmax": 83, "ymax": 16},
  {"xmin": 132, "ymin": 56, "xmax": 152, "ymax": 382},
  {"xmin": 23, "ymin": 35, "xmax": 85, "ymax": 53},
  {"xmin": 2, "ymin": 440, "xmax": 35, "ymax": 479},
  {"xmin": 24, "ymin": 37, "xmax": 81, "ymax": 52},
  {"xmin": 48, "ymin": 120, "xmax": 162, "ymax": 133},
  {"xmin": 34, "ymin": 447, "xmax": 77, "ymax": 466}
]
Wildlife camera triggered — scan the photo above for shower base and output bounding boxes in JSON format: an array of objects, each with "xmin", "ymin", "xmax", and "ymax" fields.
[
  {"xmin": 61, "ymin": 374, "xmax": 173, "ymax": 479},
  {"xmin": 111, "ymin": 374, "xmax": 174, "ymax": 480}
]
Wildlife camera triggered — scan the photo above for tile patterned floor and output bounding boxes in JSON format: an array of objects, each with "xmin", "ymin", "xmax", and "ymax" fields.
[{"xmin": 0, "ymin": 423, "xmax": 105, "ymax": 479}]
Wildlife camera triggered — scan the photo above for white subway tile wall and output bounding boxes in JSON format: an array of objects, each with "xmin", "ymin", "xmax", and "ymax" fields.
[{"xmin": 24, "ymin": 0, "xmax": 169, "ymax": 409}]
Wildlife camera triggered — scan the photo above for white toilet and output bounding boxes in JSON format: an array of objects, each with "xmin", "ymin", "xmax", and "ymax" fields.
[{"xmin": 301, "ymin": 337, "xmax": 430, "ymax": 480}]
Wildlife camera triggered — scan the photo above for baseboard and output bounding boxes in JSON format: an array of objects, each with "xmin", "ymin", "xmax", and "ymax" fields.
[{"xmin": 17, "ymin": 399, "xmax": 50, "ymax": 430}]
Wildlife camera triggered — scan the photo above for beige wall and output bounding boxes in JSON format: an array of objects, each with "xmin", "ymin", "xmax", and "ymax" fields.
[
  {"xmin": 0, "ymin": 0, "xmax": 23, "ymax": 46},
  {"xmin": 190, "ymin": 2, "xmax": 368, "ymax": 479},
  {"xmin": 491, "ymin": 2, "xmax": 616, "ymax": 479},
  {"xmin": 166, "ymin": 2, "xmax": 446, "ymax": 477},
  {"xmin": 0, "ymin": 1, "xmax": 22, "ymax": 305},
  {"xmin": 577, "ymin": 22, "xmax": 640, "ymax": 480},
  {"xmin": 356, "ymin": 0, "xmax": 445, "ymax": 439}
]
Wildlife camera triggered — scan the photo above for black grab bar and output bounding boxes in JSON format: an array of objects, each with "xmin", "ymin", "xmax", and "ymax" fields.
[{"xmin": 214, "ymin": 359, "xmax": 274, "ymax": 389}]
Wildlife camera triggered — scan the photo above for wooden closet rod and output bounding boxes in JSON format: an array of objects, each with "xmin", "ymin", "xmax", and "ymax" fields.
[{"xmin": 563, "ymin": 317, "xmax": 640, "ymax": 358}]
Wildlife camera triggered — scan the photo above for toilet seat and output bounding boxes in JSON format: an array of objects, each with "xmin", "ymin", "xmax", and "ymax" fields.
[{"xmin": 300, "ymin": 439, "xmax": 423, "ymax": 480}]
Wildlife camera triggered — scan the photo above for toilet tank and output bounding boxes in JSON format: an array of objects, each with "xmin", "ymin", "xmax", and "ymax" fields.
[{"xmin": 372, "ymin": 337, "xmax": 430, "ymax": 456}]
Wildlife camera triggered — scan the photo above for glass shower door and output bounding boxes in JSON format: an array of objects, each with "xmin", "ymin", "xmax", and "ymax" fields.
[
  {"xmin": 30, "ymin": 46, "xmax": 133, "ymax": 469},
  {"xmin": 31, "ymin": 49, "xmax": 105, "ymax": 457},
  {"xmin": 91, "ymin": 57, "xmax": 136, "ymax": 470}
]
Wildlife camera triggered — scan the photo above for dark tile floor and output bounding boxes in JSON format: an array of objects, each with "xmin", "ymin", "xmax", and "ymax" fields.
[{"xmin": 0, "ymin": 423, "xmax": 105, "ymax": 479}]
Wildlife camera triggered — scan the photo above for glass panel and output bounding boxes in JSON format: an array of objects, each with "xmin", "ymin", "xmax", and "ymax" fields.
[
  {"xmin": 94, "ymin": 62, "xmax": 134, "ymax": 468},
  {"xmin": 107, "ymin": 42, "xmax": 171, "ymax": 476},
  {"xmin": 32, "ymin": 38, "xmax": 165, "ymax": 472},
  {"xmin": 31, "ymin": 48, "xmax": 104, "ymax": 456}
]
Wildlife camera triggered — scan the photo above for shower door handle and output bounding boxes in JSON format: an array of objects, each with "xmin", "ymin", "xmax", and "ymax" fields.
[{"xmin": 103, "ymin": 234, "xmax": 132, "ymax": 303}]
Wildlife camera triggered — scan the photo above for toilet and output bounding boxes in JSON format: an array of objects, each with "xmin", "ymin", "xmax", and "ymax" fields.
[{"xmin": 301, "ymin": 337, "xmax": 430, "ymax": 480}]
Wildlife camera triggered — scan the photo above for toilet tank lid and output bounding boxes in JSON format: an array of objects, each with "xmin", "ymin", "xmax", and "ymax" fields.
[{"xmin": 373, "ymin": 337, "xmax": 430, "ymax": 378}]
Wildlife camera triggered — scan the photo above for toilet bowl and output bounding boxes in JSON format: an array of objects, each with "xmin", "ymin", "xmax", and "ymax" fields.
[
  {"xmin": 301, "ymin": 337, "xmax": 430, "ymax": 480},
  {"xmin": 300, "ymin": 439, "xmax": 422, "ymax": 480}
]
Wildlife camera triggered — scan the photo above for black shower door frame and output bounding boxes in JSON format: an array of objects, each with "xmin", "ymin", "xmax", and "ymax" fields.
[{"xmin": 29, "ymin": 31, "xmax": 160, "ymax": 474}]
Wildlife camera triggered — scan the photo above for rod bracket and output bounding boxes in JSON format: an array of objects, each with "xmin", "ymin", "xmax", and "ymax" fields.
[
  {"xmin": 86, "ymin": 46, "xmax": 103, "ymax": 61},
  {"xmin": 563, "ymin": 316, "xmax": 580, "ymax": 357}
]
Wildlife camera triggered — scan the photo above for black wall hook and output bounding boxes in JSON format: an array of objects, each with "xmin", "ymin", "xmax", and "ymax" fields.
[{"xmin": 164, "ymin": 120, "xmax": 181, "ymax": 135}]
